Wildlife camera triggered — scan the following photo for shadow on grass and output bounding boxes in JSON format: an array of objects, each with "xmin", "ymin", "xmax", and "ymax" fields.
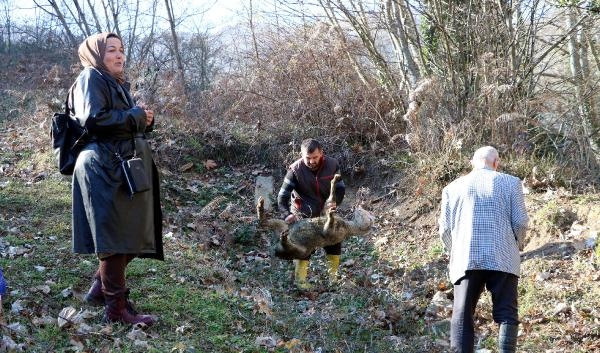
[{"xmin": 520, "ymin": 241, "xmax": 577, "ymax": 261}]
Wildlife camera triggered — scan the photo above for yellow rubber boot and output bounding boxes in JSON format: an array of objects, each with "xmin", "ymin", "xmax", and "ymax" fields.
[
  {"xmin": 326, "ymin": 255, "xmax": 340, "ymax": 283},
  {"xmin": 294, "ymin": 259, "xmax": 311, "ymax": 289}
]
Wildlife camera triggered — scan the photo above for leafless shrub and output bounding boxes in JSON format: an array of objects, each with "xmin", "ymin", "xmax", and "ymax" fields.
[{"xmin": 154, "ymin": 21, "xmax": 404, "ymax": 173}]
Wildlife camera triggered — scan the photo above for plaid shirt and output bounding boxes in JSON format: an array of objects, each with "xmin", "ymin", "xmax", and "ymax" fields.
[{"xmin": 438, "ymin": 167, "xmax": 529, "ymax": 284}]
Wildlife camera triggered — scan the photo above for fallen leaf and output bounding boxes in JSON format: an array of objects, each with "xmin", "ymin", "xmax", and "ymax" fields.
[
  {"xmin": 253, "ymin": 289, "xmax": 273, "ymax": 318},
  {"xmin": 11, "ymin": 300, "xmax": 25, "ymax": 314},
  {"xmin": 342, "ymin": 259, "xmax": 355, "ymax": 266},
  {"xmin": 69, "ymin": 338, "xmax": 84, "ymax": 351},
  {"xmin": 0, "ymin": 335, "xmax": 25, "ymax": 351},
  {"xmin": 133, "ymin": 340, "xmax": 150, "ymax": 349},
  {"xmin": 374, "ymin": 237, "xmax": 388, "ymax": 247},
  {"xmin": 6, "ymin": 323, "xmax": 27, "ymax": 334},
  {"xmin": 99, "ymin": 325, "xmax": 113, "ymax": 335},
  {"xmin": 255, "ymin": 336, "xmax": 277, "ymax": 348},
  {"xmin": 171, "ymin": 342, "xmax": 187, "ymax": 352},
  {"xmin": 179, "ymin": 162, "xmax": 194, "ymax": 172},
  {"xmin": 284, "ymin": 338, "xmax": 302, "ymax": 349},
  {"xmin": 32, "ymin": 315, "xmax": 56, "ymax": 326},
  {"xmin": 127, "ymin": 327, "xmax": 148, "ymax": 340},
  {"xmin": 552, "ymin": 302, "xmax": 570, "ymax": 316},
  {"xmin": 57, "ymin": 306, "xmax": 78, "ymax": 328},
  {"xmin": 186, "ymin": 185, "xmax": 200, "ymax": 193},
  {"xmin": 76, "ymin": 322, "xmax": 93, "ymax": 334},
  {"xmin": 30, "ymin": 285, "xmax": 51, "ymax": 294},
  {"xmin": 204, "ymin": 159, "xmax": 218, "ymax": 170}
]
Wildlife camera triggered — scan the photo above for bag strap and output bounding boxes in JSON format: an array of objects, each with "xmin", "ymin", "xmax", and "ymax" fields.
[
  {"xmin": 66, "ymin": 80, "xmax": 90, "ymax": 148},
  {"xmin": 63, "ymin": 81, "xmax": 77, "ymax": 116},
  {"xmin": 109, "ymin": 135, "xmax": 137, "ymax": 162}
]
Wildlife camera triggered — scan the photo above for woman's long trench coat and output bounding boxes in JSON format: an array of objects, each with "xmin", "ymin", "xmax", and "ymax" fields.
[{"xmin": 70, "ymin": 67, "xmax": 163, "ymax": 260}]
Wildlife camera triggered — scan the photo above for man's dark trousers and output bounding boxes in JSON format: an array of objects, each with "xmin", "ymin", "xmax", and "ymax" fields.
[{"xmin": 451, "ymin": 270, "xmax": 519, "ymax": 353}]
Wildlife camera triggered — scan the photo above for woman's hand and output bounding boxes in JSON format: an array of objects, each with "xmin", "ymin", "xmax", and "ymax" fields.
[
  {"xmin": 144, "ymin": 109, "xmax": 154, "ymax": 126},
  {"xmin": 139, "ymin": 104, "xmax": 154, "ymax": 126}
]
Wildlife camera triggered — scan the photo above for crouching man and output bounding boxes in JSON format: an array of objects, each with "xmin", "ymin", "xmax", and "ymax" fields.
[{"xmin": 277, "ymin": 138, "xmax": 345, "ymax": 289}]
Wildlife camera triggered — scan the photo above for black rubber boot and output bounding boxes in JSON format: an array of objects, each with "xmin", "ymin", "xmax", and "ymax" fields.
[{"xmin": 498, "ymin": 323, "xmax": 518, "ymax": 353}]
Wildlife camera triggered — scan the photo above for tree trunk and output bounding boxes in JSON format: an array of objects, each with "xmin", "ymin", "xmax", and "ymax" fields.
[
  {"xmin": 567, "ymin": 9, "xmax": 600, "ymax": 168},
  {"xmin": 126, "ymin": 0, "xmax": 140, "ymax": 62},
  {"xmin": 137, "ymin": 0, "xmax": 157, "ymax": 64},
  {"xmin": 318, "ymin": 0, "xmax": 371, "ymax": 89},
  {"xmin": 248, "ymin": 0, "xmax": 260, "ymax": 62},
  {"xmin": 44, "ymin": 0, "xmax": 78, "ymax": 47},
  {"xmin": 164, "ymin": 0, "xmax": 186, "ymax": 92},
  {"xmin": 383, "ymin": 0, "xmax": 421, "ymax": 90},
  {"xmin": 106, "ymin": 0, "xmax": 122, "ymax": 38},
  {"xmin": 100, "ymin": 0, "xmax": 113, "ymax": 31},
  {"xmin": 72, "ymin": 0, "xmax": 92, "ymax": 37},
  {"xmin": 1, "ymin": 1, "xmax": 12, "ymax": 53},
  {"xmin": 86, "ymin": 0, "xmax": 104, "ymax": 32},
  {"xmin": 338, "ymin": 0, "xmax": 398, "ymax": 93}
]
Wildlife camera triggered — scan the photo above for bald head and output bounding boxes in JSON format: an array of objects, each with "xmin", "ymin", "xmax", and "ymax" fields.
[{"xmin": 471, "ymin": 146, "xmax": 499, "ymax": 170}]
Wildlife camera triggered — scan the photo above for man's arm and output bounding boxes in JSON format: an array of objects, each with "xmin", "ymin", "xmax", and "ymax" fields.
[
  {"xmin": 438, "ymin": 187, "xmax": 452, "ymax": 252},
  {"xmin": 334, "ymin": 176, "xmax": 345, "ymax": 205},
  {"xmin": 511, "ymin": 178, "xmax": 529, "ymax": 250},
  {"xmin": 277, "ymin": 169, "xmax": 297, "ymax": 214}
]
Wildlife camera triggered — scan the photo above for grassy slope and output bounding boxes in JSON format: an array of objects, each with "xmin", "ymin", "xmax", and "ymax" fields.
[
  {"xmin": 0, "ymin": 173, "xmax": 425, "ymax": 353},
  {"xmin": 1, "ymin": 85, "xmax": 600, "ymax": 352}
]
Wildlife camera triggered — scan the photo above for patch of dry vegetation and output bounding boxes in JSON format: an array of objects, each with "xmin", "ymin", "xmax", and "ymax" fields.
[{"xmin": 1, "ymin": 35, "xmax": 600, "ymax": 351}]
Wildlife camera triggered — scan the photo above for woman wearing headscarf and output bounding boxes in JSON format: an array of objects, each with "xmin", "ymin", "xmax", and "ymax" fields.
[{"xmin": 70, "ymin": 32, "xmax": 163, "ymax": 326}]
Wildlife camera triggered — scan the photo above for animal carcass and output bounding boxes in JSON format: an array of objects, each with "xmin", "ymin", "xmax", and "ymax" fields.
[{"xmin": 256, "ymin": 197, "xmax": 374, "ymax": 260}]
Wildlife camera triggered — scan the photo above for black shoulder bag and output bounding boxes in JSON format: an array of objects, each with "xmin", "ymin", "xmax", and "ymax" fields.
[{"xmin": 50, "ymin": 85, "xmax": 89, "ymax": 175}]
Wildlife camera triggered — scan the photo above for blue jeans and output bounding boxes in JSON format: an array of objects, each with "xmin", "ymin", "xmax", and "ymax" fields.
[{"xmin": 450, "ymin": 270, "xmax": 519, "ymax": 353}]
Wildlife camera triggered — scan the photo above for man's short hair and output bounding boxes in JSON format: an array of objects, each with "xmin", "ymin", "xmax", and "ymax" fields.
[
  {"xmin": 301, "ymin": 138, "xmax": 322, "ymax": 154},
  {"xmin": 472, "ymin": 146, "xmax": 499, "ymax": 167}
]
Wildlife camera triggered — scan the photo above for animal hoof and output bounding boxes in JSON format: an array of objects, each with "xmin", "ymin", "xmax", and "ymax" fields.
[{"xmin": 280, "ymin": 229, "xmax": 289, "ymax": 240}]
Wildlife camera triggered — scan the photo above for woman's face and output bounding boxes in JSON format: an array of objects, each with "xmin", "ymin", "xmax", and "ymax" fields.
[{"xmin": 103, "ymin": 37, "xmax": 125, "ymax": 77}]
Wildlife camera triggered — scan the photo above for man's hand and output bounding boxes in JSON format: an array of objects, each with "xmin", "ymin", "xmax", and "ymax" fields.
[
  {"xmin": 285, "ymin": 214, "xmax": 298, "ymax": 224},
  {"xmin": 325, "ymin": 201, "xmax": 337, "ymax": 211},
  {"xmin": 518, "ymin": 238, "xmax": 525, "ymax": 252}
]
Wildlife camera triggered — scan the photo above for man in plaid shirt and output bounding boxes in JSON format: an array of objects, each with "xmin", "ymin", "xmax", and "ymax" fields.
[{"xmin": 439, "ymin": 146, "xmax": 529, "ymax": 353}]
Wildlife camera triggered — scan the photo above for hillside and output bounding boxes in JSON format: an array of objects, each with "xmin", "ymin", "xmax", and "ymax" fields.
[{"xmin": 0, "ymin": 70, "xmax": 599, "ymax": 352}]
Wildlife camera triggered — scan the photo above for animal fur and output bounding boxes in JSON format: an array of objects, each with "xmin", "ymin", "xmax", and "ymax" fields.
[{"xmin": 256, "ymin": 174, "xmax": 374, "ymax": 260}]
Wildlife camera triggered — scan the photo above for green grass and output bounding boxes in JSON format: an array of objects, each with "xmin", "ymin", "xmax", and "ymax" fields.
[
  {"xmin": 0, "ymin": 178, "xmax": 71, "ymax": 235},
  {"xmin": 4, "ymin": 105, "xmax": 600, "ymax": 351},
  {"xmin": 0, "ymin": 178, "xmax": 265, "ymax": 352},
  {"xmin": 0, "ymin": 174, "xmax": 408, "ymax": 352}
]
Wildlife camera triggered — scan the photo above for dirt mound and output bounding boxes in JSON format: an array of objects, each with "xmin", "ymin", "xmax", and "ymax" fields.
[{"xmin": 523, "ymin": 188, "xmax": 600, "ymax": 257}]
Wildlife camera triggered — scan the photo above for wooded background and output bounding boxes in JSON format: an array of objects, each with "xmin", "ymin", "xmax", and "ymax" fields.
[{"xmin": 2, "ymin": 0, "xmax": 600, "ymax": 186}]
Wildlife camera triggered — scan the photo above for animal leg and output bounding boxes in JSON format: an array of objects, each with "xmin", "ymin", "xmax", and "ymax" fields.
[
  {"xmin": 257, "ymin": 196, "xmax": 288, "ymax": 232},
  {"xmin": 323, "ymin": 174, "xmax": 341, "ymax": 213},
  {"xmin": 256, "ymin": 197, "xmax": 266, "ymax": 226},
  {"xmin": 280, "ymin": 229, "xmax": 307, "ymax": 255},
  {"xmin": 323, "ymin": 207, "xmax": 336, "ymax": 236}
]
